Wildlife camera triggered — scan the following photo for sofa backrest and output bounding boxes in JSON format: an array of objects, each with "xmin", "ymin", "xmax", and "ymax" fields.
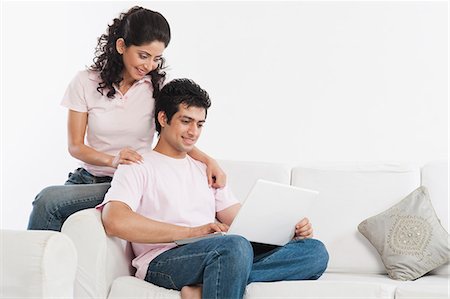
[
  {"xmin": 218, "ymin": 160, "xmax": 292, "ymax": 201},
  {"xmin": 421, "ymin": 160, "xmax": 449, "ymax": 275},
  {"xmin": 290, "ymin": 162, "xmax": 420, "ymax": 274}
]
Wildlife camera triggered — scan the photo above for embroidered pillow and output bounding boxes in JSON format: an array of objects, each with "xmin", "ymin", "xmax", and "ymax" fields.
[{"xmin": 358, "ymin": 186, "xmax": 450, "ymax": 280}]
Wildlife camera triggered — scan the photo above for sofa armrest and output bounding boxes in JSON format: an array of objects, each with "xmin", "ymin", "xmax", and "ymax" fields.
[
  {"xmin": 1, "ymin": 229, "xmax": 77, "ymax": 298},
  {"xmin": 61, "ymin": 208, "xmax": 133, "ymax": 299}
]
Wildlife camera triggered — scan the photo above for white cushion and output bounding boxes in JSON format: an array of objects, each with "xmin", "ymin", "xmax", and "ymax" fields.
[
  {"xmin": 395, "ymin": 275, "xmax": 449, "ymax": 299},
  {"xmin": 421, "ymin": 160, "xmax": 449, "ymax": 275},
  {"xmin": 291, "ymin": 162, "xmax": 420, "ymax": 274},
  {"xmin": 245, "ymin": 279, "xmax": 396, "ymax": 299},
  {"xmin": 62, "ymin": 209, "xmax": 133, "ymax": 299},
  {"xmin": 357, "ymin": 186, "xmax": 449, "ymax": 280},
  {"xmin": 218, "ymin": 160, "xmax": 292, "ymax": 201},
  {"xmin": 246, "ymin": 273, "xmax": 448, "ymax": 299},
  {"xmin": 1, "ymin": 229, "xmax": 77, "ymax": 299},
  {"xmin": 111, "ymin": 273, "xmax": 432, "ymax": 299},
  {"xmin": 108, "ymin": 276, "xmax": 180, "ymax": 298}
]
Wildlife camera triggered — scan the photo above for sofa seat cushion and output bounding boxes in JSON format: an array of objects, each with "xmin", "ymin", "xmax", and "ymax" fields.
[
  {"xmin": 322, "ymin": 273, "xmax": 449, "ymax": 298},
  {"xmin": 395, "ymin": 274, "xmax": 449, "ymax": 298},
  {"xmin": 248, "ymin": 273, "xmax": 448, "ymax": 299},
  {"xmin": 322, "ymin": 272, "xmax": 447, "ymax": 284},
  {"xmin": 109, "ymin": 273, "xmax": 398, "ymax": 299},
  {"xmin": 246, "ymin": 273, "xmax": 413, "ymax": 298},
  {"xmin": 108, "ymin": 276, "xmax": 180, "ymax": 298},
  {"xmin": 106, "ymin": 269, "xmax": 447, "ymax": 299},
  {"xmin": 245, "ymin": 280, "xmax": 396, "ymax": 298}
]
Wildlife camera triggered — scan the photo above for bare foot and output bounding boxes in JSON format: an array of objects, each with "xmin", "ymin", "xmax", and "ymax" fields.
[{"xmin": 180, "ymin": 285, "xmax": 202, "ymax": 299}]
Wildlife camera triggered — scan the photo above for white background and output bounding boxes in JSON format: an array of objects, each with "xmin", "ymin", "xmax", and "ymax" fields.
[{"xmin": 1, "ymin": 1, "xmax": 448, "ymax": 230}]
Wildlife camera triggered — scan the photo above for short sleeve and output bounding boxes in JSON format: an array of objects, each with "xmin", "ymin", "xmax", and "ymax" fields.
[
  {"xmin": 99, "ymin": 164, "xmax": 148, "ymax": 211},
  {"xmin": 60, "ymin": 70, "xmax": 89, "ymax": 112},
  {"xmin": 215, "ymin": 186, "xmax": 240, "ymax": 212}
]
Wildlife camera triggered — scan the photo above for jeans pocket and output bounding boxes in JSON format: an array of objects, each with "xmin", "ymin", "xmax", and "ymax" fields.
[
  {"xmin": 65, "ymin": 168, "xmax": 88, "ymax": 185},
  {"xmin": 65, "ymin": 168, "xmax": 112, "ymax": 185}
]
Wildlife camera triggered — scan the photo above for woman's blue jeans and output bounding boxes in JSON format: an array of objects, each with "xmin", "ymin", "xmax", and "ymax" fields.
[
  {"xmin": 27, "ymin": 168, "xmax": 112, "ymax": 231},
  {"xmin": 145, "ymin": 235, "xmax": 329, "ymax": 299}
]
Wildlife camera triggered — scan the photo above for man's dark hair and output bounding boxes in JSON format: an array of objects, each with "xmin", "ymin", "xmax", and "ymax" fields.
[{"xmin": 154, "ymin": 78, "xmax": 211, "ymax": 134}]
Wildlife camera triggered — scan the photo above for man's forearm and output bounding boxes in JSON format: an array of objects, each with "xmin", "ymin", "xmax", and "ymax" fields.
[
  {"xmin": 102, "ymin": 201, "xmax": 191, "ymax": 243},
  {"xmin": 216, "ymin": 203, "xmax": 241, "ymax": 226}
]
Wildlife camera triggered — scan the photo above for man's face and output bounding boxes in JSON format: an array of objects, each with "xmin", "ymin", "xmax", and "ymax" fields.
[{"xmin": 160, "ymin": 104, "xmax": 206, "ymax": 158}]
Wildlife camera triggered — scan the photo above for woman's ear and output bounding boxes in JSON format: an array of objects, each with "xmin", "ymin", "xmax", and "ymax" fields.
[
  {"xmin": 157, "ymin": 111, "xmax": 167, "ymax": 128},
  {"xmin": 116, "ymin": 38, "xmax": 126, "ymax": 54}
]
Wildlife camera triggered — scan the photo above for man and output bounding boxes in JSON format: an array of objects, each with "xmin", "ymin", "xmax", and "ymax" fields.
[{"xmin": 99, "ymin": 78, "xmax": 329, "ymax": 299}]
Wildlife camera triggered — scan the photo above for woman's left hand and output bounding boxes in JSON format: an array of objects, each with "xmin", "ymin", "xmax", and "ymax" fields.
[
  {"xmin": 294, "ymin": 217, "xmax": 314, "ymax": 239},
  {"xmin": 206, "ymin": 159, "xmax": 227, "ymax": 188}
]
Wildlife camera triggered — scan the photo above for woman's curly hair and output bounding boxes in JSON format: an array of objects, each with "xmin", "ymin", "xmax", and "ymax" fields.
[{"xmin": 90, "ymin": 6, "xmax": 171, "ymax": 99}]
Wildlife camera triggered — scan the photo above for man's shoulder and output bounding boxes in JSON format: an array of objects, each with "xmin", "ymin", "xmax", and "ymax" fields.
[
  {"xmin": 142, "ymin": 151, "xmax": 157, "ymax": 160},
  {"xmin": 139, "ymin": 151, "xmax": 173, "ymax": 171},
  {"xmin": 139, "ymin": 151, "xmax": 208, "ymax": 175},
  {"xmin": 142, "ymin": 151, "xmax": 166, "ymax": 163},
  {"xmin": 115, "ymin": 160, "xmax": 149, "ymax": 175},
  {"xmin": 186, "ymin": 155, "xmax": 208, "ymax": 171}
]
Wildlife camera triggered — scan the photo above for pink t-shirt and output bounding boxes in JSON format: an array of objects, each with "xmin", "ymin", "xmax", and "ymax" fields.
[
  {"xmin": 98, "ymin": 151, "xmax": 239, "ymax": 279},
  {"xmin": 61, "ymin": 70, "xmax": 156, "ymax": 177}
]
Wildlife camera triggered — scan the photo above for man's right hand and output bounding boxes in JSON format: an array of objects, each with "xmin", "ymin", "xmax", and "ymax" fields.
[{"xmin": 188, "ymin": 222, "xmax": 229, "ymax": 238}]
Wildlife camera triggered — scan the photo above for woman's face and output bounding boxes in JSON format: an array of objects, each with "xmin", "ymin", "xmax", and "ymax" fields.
[{"xmin": 117, "ymin": 39, "xmax": 166, "ymax": 83}]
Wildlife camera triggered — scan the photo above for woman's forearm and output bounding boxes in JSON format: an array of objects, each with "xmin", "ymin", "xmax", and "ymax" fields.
[
  {"xmin": 188, "ymin": 146, "xmax": 211, "ymax": 164},
  {"xmin": 67, "ymin": 109, "xmax": 115, "ymax": 167},
  {"xmin": 188, "ymin": 146, "xmax": 227, "ymax": 187},
  {"xmin": 68, "ymin": 143, "xmax": 114, "ymax": 168}
]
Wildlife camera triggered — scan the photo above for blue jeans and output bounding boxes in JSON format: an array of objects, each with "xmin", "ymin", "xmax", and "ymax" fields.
[
  {"xmin": 27, "ymin": 168, "xmax": 112, "ymax": 231},
  {"xmin": 145, "ymin": 235, "xmax": 329, "ymax": 299}
]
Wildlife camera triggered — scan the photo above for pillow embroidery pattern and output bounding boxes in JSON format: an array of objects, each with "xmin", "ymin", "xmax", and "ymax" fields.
[
  {"xmin": 387, "ymin": 215, "xmax": 432, "ymax": 259},
  {"xmin": 358, "ymin": 186, "xmax": 449, "ymax": 281}
]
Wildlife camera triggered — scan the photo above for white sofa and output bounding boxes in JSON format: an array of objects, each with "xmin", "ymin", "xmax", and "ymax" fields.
[
  {"xmin": 0, "ymin": 230, "xmax": 77, "ymax": 299},
  {"xmin": 60, "ymin": 160, "xmax": 449, "ymax": 299}
]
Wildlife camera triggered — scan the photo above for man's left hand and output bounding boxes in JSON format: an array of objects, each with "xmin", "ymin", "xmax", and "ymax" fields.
[{"xmin": 294, "ymin": 217, "xmax": 314, "ymax": 239}]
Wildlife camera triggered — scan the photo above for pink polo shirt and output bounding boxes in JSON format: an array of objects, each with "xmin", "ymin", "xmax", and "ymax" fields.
[
  {"xmin": 98, "ymin": 151, "xmax": 239, "ymax": 280},
  {"xmin": 61, "ymin": 70, "xmax": 156, "ymax": 177}
]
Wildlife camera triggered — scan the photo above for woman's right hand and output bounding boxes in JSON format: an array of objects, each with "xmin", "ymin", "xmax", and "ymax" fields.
[
  {"xmin": 188, "ymin": 222, "xmax": 229, "ymax": 238},
  {"xmin": 111, "ymin": 148, "xmax": 143, "ymax": 168}
]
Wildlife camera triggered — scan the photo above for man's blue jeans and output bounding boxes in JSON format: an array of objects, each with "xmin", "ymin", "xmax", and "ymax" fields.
[
  {"xmin": 145, "ymin": 235, "xmax": 329, "ymax": 299},
  {"xmin": 27, "ymin": 168, "xmax": 112, "ymax": 231}
]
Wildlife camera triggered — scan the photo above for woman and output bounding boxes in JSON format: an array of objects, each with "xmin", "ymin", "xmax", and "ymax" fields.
[{"xmin": 27, "ymin": 6, "xmax": 226, "ymax": 232}]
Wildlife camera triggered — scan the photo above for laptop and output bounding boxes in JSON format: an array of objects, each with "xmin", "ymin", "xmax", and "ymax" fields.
[{"xmin": 175, "ymin": 179, "xmax": 319, "ymax": 246}]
